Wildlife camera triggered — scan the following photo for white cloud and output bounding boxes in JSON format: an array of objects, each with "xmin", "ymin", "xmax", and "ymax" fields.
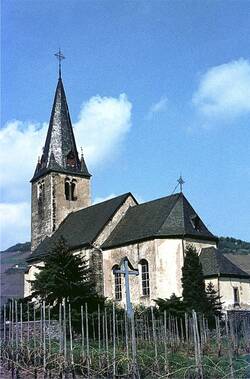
[
  {"xmin": 147, "ymin": 96, "xmax": 168, "ymax": 119},
  {"xmin": 0, "ymin": 202, "xmax": 30, "ymax": 250},
  {"xmin": 74, "ymin": 94, "xmax": 132, "ymax": 166},
  {"xmin": 0, "ymin": 94, "xmax": 132, "ymax": 249},
  {"xmin": 0, "ymin": 94, "xmax": 132, "ymax": 201},
  {"xmin": 192, "ymin": 58, "xmax": 250, "ymax": 119},
  {"xmin": 0, "ymin": 121, "xmax": 47, "ymax": 199}
]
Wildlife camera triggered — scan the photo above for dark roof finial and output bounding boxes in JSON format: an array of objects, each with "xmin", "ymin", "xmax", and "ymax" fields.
[
  {"xmin": 54, "ymin": 48, "xmax": 65, "ymax": 78},
  {"xmin": 177, "ymin": 175, "xmax": 185, "ymax": 193}
]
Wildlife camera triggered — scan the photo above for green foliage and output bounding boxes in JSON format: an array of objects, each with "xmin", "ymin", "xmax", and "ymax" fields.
[
  {"xmin": 181, "ymin": 244, "xmax": 209, "ymax": 314},
  {"xmin": 30, "ymin": 237, "xmax": 104, "ymax": 315},
  {"xmin": 154, "ymin": 293, "xmax": 185, "ymax": 318},
  {"xmin": 206, "ymin": 281, "xmax": 223, "ymax": 318}
]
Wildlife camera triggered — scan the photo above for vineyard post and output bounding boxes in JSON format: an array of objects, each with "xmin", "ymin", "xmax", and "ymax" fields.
[
  {"xmin": 104, "ymin": 307, "xmax": 109, "ymax": 369},
  {"xmin": 59, "ymin": 303, "xmax": 62, "ymax": 354},
  {"xmin": 42, "ymin": 300, "xmax": 46, "ymax": 378},
  {"xmin": 80, "ymin": 305, "xmax": 85, "ymax": 360},
  {"xmin": 40, "ymin": 303, "xmax": 43, "ymax": 352},
  {"xmin": 97, "ymin": 304, "xmax": 101, "ymax": 369},
  {"xmin": 63, "ymin": 298, "xmax": 67, "ymax": 374},
  {"xmin": 225, "ymin": 314, "xmax": 235, "ymax": 379},
  {"xmin": 8, "ymin": 302, "xmax": 11, "ymax": 341},
  {"xmin": 92, "ymin": 314, "xmax": 96, "ymax": 342},
  {"xmin": 33, "ymin": 303, "xmax": 37, "ymax": 377},
  {"xmin": 15, "ymin": 300, "xmax": 19, "ymax": 378},
  {"xmin": 85, "ymin": 302, "xmax": 90, "ymax": 378},
  {"xmin": 130, "ymin": 310, "xmax": 138, "ymax": 379},
  {"xmin": 3, "ymin": 303, "xmax": 6, "ymax": 342},
  {"xmin": 124, "ymin": 307, "xmax": 129, "ymax": 374},
  {"xmin": 151, "ymin": 306, "xmax": 158, "ymax": 363},
  {"xmin": 11, "ymin": 298, "xmax": 14, "ymax": 345},
  {"xmin": 48, "ymin": 304, "xmax": 51, "ymax": 357},
  {"xmin": 68, "ymin": 303, "xmax": 75, "ymax": 378},
  {"xmin": 163, "ymin": 310, "xmax": 169, "ymax": 374},
  {"xmin": 112, "ymin": 302, "xmax": 116, "ymax": 378},
  {"xmin": 27, "ymin": 302, "xmax": 30, "ymax": 346},
  {"xmin": 185, "ymin": 312, "xmax": 188, "ymax": 345},
  {"xmin": 180, "ymin": 317, "xmax": 184, "ymax": 344},
  {"xmin": 102, "ymin": 314, "xmax": 105, "ymax": 350},
  {"xmin": 192, "ymin": 310, "xmax": 203, "ymax": 379},
  {"xmin": 20, "ymin": 303, "xmax": 23, "ymax": 347},
  {"xmin": 15, "ymin": 300, "xmax": 18, "ymax": 349},
  {"xmin": 215, "ymin": 316, "xmax": 222, "ymax": 357}
]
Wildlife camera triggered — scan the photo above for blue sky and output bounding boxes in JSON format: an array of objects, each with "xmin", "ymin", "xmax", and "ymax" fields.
[{"xmin": 1, "ymin": 0, "xmax": 250, "ymax": 250}]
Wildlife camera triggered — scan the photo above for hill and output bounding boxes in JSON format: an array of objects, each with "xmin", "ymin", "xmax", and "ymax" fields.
[
  {"xmin": 2, "ymin": 237, "xmax": 249, "ymax": 255},
  {"xmin": 218, "ymin": 237, "xmax": 250, "ymax": 255},
  {"xmin": 1, "ymin": 242, "xmax": 31, "ymax": 253}
]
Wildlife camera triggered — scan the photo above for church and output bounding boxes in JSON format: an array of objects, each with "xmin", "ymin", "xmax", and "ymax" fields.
[{"xmin": 24, "ymin": 65, "xmax": 250, "ymax": 312}]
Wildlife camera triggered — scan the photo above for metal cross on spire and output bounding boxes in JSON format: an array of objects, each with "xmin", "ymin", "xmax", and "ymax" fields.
[
  {"xmin": 177, "ymin": 175, "xmax": 185, "ymax": 192},
  {"xmin": 54, "ymin": 49, "xmax": 65, "ymax": 78}
]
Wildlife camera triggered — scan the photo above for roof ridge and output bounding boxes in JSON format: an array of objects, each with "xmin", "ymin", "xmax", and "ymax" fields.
[
  {"xmin": 59, "ymin": 192, "xmax": 132, "ymax": 223},
  {"xmin": 135, "ymin": 192, "xmax": 180, "ymax": 209}
]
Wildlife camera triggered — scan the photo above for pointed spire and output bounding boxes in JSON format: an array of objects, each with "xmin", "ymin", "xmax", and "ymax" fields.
[{"xmin": 31, "ymin": 76, "xmax": 90, "ymax": 182}]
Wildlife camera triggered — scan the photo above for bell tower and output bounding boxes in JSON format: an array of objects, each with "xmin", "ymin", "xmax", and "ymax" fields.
[{"xmin": 31, "ymin": 52, "xmax": 91, "ymax": 251}]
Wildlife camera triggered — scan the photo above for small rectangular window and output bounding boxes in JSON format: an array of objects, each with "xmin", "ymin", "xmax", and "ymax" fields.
[
  {"xmin": 140, "ymin": 260, "xmax": 150, "ymax": 296},
  {"xmin": 114, "ymin": 273, "xmax": 122, "ymax": 301},
  {"xmin": 233, "ymin": 287, "xmax": 240, "ymax": 306}
]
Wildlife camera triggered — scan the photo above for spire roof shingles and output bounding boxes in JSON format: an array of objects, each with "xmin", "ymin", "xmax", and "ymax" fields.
[{"xmin": 31, "ymin": 77, "xmax": 90, "ymax": 182}]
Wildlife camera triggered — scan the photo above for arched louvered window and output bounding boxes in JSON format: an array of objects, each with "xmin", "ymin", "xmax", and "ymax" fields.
[
  {"xmin": 71, "ymin": 180, "xmax": 77, "ymax": 201},
  {"xmin": 65, "ymin": 179, "xmax": 70, "ymax": 200},
  {"xmin": 140, "ymin": 259, "xmax": 150, "ymax": 296},
  {"xmin": 65, "ymin": 178, "xmax": 77, "ymax": 201},
  {"xmin": 113, "ymin": 265, "xmax": 122, "ymax": 301},
  {"xmin": 37, "ymin": 180, "xmax": 45, "ymax": 216}
]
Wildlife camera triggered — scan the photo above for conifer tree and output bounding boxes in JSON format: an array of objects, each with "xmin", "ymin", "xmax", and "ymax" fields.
[
  {"xmin": 30, "ymin": 237, "xmax": 103, "ymax": 313},
  {"xmin": 154, "ymin": 293, "xmax": 185, "ymax": 318},
  {"xmin": 181, "ymin": 244, "xmax": 209, "ymax": 314},
  {"xmin": 206, "ymin": 281, "xmax": 223, "ymax": 318}
]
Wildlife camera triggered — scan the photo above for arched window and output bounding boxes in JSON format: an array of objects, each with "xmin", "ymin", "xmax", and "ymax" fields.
[
  {"xmin": 65, "ymin": 178, "xmax": 77, "ymax": 201},
  {"xmin": 66, "ymin": 150, "xmax": 77, "ymax": 168},
  {"xmin": 71, "ymin": 180, "xmax": 77, "ymax": 201},
  {"xmin": 190, "ymin": 214, "xmax": 201, "ymax": 231},
  {"xmin": 112, "ymin": 265, "xmax": 122, "ymax": 301},
  {"xmin": 37, "ymin": 180, "xmax": 45, "ymax": 201},
  {"xmin": 65, "ymin": 179, "xmax": 70, "ymax": 200},
  {"xmin": 37, "ymin": 180, "xmax": 45, "ymax": 216},
  {"xmin": 140, "ymin": 259, "xmax": 150, "ymax": 296}
]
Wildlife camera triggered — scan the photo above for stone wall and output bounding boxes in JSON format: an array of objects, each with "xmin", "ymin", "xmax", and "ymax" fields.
[
  {"xmin": 103, "ymin": 237, "xmax": 216, "ymax": 307},
  {"xmin": 26, "ymin": 195, "xmax": 136, "ymax": 298},
  {"xmin": 205, "ymin": 277, "xmax": 250, "ymax": 311},
  {"xmin": 31, "ymin": 172, "xmax": 91, "ymax": 251}
]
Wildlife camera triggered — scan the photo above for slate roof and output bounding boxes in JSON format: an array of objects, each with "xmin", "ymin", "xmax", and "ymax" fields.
[
  {"xmin": 225, "ymin": 254, "xmax": 250, "ymax": 275},
  {"xmin": 31, "ymin": 77, "xmax": 90, "ymax": 182},
  {"xmin": 200, "ymin": 247, "xmax": 250, "ymax": 278},
  {"xmin": 27, "ymin": 193, "xmax": 136, "ymax": 263},
  {"xmin": 102, "ymin": 192, "xmax": 217, "ymax": 249}
]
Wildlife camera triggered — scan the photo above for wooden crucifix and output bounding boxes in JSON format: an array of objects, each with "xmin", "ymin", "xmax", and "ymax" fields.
[{"xmin": 113, "ymin": 257, "xmax": 139, "ymax": 319}]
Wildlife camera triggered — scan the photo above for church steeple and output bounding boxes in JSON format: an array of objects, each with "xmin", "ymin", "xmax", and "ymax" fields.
[
  {"xmin": 31, "ymin": 61, "xmax": 91, "ymax": 251},
  {"xmin": 31, "ymin": 77, "xmax": 90, "ymax": 182}
]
